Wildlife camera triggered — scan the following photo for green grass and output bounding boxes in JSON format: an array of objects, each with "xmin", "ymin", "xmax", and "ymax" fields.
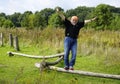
[
  {"xmin": 0, "ymin": 28, "xmax": 120, "ymax": 84},
  {"xmin": 0, "ymin": 45, "xmax": 120, "ymax": 84}
]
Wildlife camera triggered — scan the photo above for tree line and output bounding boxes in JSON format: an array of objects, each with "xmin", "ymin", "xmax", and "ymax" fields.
[{"xmin": 0, "ymin": 4, "xmax": 120, "ymax": 30}]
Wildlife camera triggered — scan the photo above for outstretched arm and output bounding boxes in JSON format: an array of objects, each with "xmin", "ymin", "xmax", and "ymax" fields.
[
  {"xmin": 84, "ymin": 17, "xmax": 97, "ymax": 24},
  {"xmin": 56, "ymin": 8, "xmax": 65, "ymax": 21}
]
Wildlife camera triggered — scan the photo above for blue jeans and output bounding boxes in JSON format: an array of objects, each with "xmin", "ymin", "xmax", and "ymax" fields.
[{"xmin": 64, "ymin": 37, "xmax": 77, "ymax": 67}]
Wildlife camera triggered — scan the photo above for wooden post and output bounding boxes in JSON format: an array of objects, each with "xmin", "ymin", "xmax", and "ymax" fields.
[
  {"xmin": 0, "ymin": 33, "xmax": 3, "ymax": 46},
  {"xmin": 9, "ymin": 33, "xmax": 13, "ymax": 47},
  {"xmin": 14, "ymin": 36, "xmax": 20, "ymax": 51}
]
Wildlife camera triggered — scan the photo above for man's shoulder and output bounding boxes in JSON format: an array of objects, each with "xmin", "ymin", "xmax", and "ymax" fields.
[
  {"xmin": 78, "ymin": 19, "xmax": 84, "ymax": 23},
  {"xmin": 77, "ymin": 21, "xmax": 85, "ymax": 28},
  {"xmin": 64, "ymin": 18, "xmax": 70, "ymax": 22},
  {"xmin": 64, "ymin": 18, "xmax": 70, "ymax": 25},
  {"xmin": 78, "ymin": 21, "xmax": 84, "ymax": 24}
]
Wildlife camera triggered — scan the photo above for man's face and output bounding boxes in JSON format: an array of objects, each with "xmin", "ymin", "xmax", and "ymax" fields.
[{"xmin": 70, "ymin": 16, "xmax": 78, "ymax": 25}]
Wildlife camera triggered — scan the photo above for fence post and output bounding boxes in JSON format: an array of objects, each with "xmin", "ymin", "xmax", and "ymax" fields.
[
  {"xmin": 0, "ymin": 33, "xmax": 3, "ymax": 46},
  {"xmin": 14, "ymin": 36, "xmax": 20, "ymax": 51},
  {"xmin": 9, "ymin": 33, "xmax": 13, "ymax": 47}
]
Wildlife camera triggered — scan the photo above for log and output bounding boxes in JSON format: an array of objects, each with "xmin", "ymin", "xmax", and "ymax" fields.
[
  {"xmin": 35, "ymin": 65, "xmax": 120, "ymax": 80},
  {"xmin": 46, "ymin": 56, "xmax": 63, "ymax": 65},
  {"xmin": 35, "ymin": 56, "xmax": 63, "ymax": 72},
  {"xmin": 7, "ymin": 51, "xmax": 64, "ymax": 59}
]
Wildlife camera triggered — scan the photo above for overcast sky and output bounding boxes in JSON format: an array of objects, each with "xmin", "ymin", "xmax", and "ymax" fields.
[{"xmin": 0, "ymin": 0, "xmax": 120, "ymax": 15}]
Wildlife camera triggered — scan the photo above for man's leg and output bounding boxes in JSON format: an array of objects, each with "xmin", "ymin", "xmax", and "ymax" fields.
[
  {"xmin": 64, "ymin": 37, "xmax": 71, "ymax": 69},
  {"xmin": 69, "ymin": 39, "xmax": 77, "ymax": 69}
]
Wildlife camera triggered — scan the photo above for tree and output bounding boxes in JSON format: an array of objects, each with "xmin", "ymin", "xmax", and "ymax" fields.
[
  {"xmin": 110, "ymin": 14, "xmax": 120, "ymax": 30},
  {"xmin": 28, "ymin": 14, "xmax": 34, "ymax": 28},
  {"xmin": 3, "ymin": 19, "xmax": 14, "ymax": 28},
  {"xmin": 21, "ymin": 11, "xmax": 33, "ymax": 27},
  {"xmin": 8, "ymin": 12, "xmax": 21, "ymax": 27},
  {"xmin": 39, "ymin": 8, "xmax": 55, "ymax": 26},
  {"xmin": 0, "ymin": 17, "xmax": 6, "ymax": 27},
  {"xmin": 33, "ymin": 12, "xmax": 46, "ymax": 28},
  {"xmin": 0, "ymin": 13, "xmax": 6, "ymax": 18},
  {"xmin": 66, "ymin": 9, "xmax": 76, "ymax": 18},
  {"xmin": 48, "ymin": 13, "xmax": 63, "ymax": 28},
  {"xmin": 0, "ymin": 13, "xmax": 6, "ymax": 27},
  {"xmin": 91, "ymin": 4, "xmax": 113, "ymax": 30},
  {"xmin": 66, "ymin": 6, "xmax": 94, "ymax": 21}
]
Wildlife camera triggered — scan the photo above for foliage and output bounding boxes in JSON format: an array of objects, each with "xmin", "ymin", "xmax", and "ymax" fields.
[
  {"xmin": 90, "ymin": 4, "xmax": 113, "ymax": 30},
  {"xmin": 66, "ymin": 6, "xmax": 94, "ymax": 21},
  {"xmin": 20, "ymin": 11, "xmax": 33, "ymax": 27},
  {"xmin": 28, "ymin": 14, "xmax": 34, "ymax": 29},
  {"xmin": 0, "ymin": 4, "xmax": 120, "ymax": 30},
  {"xmin": 7, "ymin": 12, "xmax": 21, "ymax": 27},
  {"xmin": 110, "ymin": 14, "xmax": 120, "ymax": 30},
  {"xmin": 48, "ymin": 13, "xmax": 63, "ymax": 28},
  {"xmin": 39, "ymin": 8, "xmax": 55, "ymax": 25},
  {"xmin": 33, "ymin": 12, "xmax": 46, "ymax": 29},
  {"xmin": 3, "ymin": 19, "xmax": 14, "ymax": 28},
  {"xmin": 0, "ymin": 17, "xmax": 6, "ymax": 27}
]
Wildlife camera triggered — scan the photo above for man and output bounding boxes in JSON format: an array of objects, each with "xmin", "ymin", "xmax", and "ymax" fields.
[{"xmin": 56, "ymin": 8, "xmax": 97, "ymax": 70}]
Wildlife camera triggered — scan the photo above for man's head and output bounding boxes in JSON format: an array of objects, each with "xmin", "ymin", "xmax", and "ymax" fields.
[{"xmin": 70, "ymin": 16, "xmax": 79, "ymax": 25}]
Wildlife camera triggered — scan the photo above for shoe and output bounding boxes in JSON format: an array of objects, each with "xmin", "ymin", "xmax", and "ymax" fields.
[
  {"xmin": 69, "ymin": 66, "xmax": 74, "ymax": 70},
  {"xmin": 64, "ymin": 66, "xmax": 69, "ymax": 70}
]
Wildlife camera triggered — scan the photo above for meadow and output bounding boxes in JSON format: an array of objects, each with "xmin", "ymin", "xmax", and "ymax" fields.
[{"xmin": 0, "ymin": 28, "xmax": 120, "ymax": 84}]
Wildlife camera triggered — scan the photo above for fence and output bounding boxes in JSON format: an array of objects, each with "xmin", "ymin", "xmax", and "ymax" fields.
[{"xmin": 0, "ymin": 33, "xmax": 20, "ymax": 51}]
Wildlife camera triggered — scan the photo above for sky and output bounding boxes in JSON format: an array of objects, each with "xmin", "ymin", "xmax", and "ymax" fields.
[{"xmin": 0, "ymin": 0, "xmax": 120, "ymax": 15}]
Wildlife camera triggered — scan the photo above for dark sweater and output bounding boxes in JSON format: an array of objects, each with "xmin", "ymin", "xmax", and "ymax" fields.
[{"xmin": 64, "ymin": 18, "xmax": 84, "ymax": 39}]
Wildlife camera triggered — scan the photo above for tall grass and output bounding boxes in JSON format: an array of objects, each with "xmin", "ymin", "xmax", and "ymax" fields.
[
  {"xmin": 0, "ymin": 28, "xmax": 120, "ymax": 84},
  {"xmin": 1, "ymin": 28, "xmax": 120, "ymax": 66},
  {"xmin": 1, "ymin": 28, "xmax": 120, "ymax": 65}
]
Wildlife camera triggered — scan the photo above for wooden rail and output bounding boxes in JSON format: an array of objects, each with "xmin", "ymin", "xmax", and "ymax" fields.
[
  {"xmin": 7, "ymin": 51, "xmax": 64, "ymax": 59},
  {"xmin": 8, "ymin": 51, "xmax": 120, "ymax": 80},
  {"xmin": 35, "ymin": 56, "xmax": 63, "ymax": 71},
  {"xmin": 35, "ymin": 64, "xmax": 120, "ymax": 80}
]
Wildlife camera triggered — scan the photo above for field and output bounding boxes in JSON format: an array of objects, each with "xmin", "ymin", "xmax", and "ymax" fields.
[{"xmin": 0, "ymin": 28, "xmax": 120, "ymax": 84}]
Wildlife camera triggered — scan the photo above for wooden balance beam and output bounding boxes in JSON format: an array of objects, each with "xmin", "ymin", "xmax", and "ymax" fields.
[
  {"xmin": 35, "ymin": 56, "xmax": 120, "ymax": 80},
  {"xmin": 35, "ymin": 64, "xmax": 120, "ymax": 80},
  {"xmin": 7, "ymin": 51, "xmax": 64, "ymax": 59},
  {"xmin": 7, "ymin": 51, "xmax": 120, "ymax": 80}
]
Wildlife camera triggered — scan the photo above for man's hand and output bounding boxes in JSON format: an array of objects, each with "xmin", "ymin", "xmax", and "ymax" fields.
[
  {"xmin": 56, "ymin": 8, "xmax": 60, "ymax": 12},
  {"xmin": 91, "ymin": 16, "xmax": 97, "ymax": 21},
  {"xmin": 56, "ymin": 8, "xmax": 65, "ymax": 21},
  {"xmin": 84, "ymin": 16, "xmax": 97, "ymax": 24}
]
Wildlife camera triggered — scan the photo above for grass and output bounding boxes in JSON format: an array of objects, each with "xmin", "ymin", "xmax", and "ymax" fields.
[{"xmin": 0, "ymin": 28, "xmax": 120, "ymax": 84}]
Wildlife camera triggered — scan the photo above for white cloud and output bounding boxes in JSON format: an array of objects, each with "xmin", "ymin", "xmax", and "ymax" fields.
[{"xmin": 0, "ymin": 0, "xmax": 120, "ymax": 15}]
